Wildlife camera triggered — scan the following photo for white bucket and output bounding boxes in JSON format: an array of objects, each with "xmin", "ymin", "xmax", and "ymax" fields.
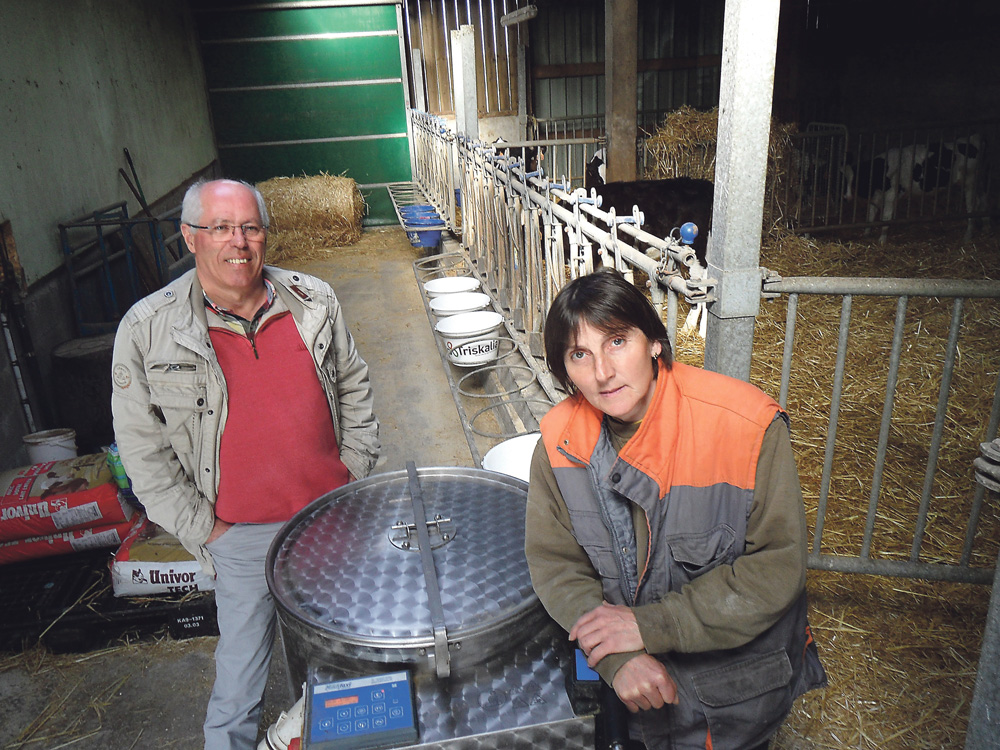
[
  {"xmin": 434, "ymin": 311, "xmax": 504, "ymax": 367},
  {"xmin": 23, "ymin": 428, "xmax": 78, "ymax": 464},
  {"xmin": 482, "ymin": 433, "xmax": 541, "ymax": 483},
  {"xmin": 429, "ymin": 291, "xmax": 491, "ymax": 319},
  {"xmin": 423, "ymin": 276, "xmax": 481, "ymax": 299}
]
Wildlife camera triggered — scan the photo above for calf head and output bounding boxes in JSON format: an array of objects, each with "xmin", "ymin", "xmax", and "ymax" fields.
[{"xmin": 586, "ymin": 148, "xmax": 607, "ymax": 190}]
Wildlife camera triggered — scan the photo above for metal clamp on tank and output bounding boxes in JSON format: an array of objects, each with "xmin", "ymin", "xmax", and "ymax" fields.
[
  {"xmin": 406, "ymin": 462, "xmax": 452, "ymax": 678},
  {"xmin": 388, "ymin": 515, "xmax": 454, "ymax": 551}
]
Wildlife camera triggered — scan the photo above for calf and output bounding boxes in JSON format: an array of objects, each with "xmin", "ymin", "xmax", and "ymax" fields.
[
  {"xmin": 585, "ymin": 149, "xmax": 714, "ymax": 335},
  {"xmin": 843, "ymin": 134, "xmax": 986, "ymax": 244},
  {"xmin": 493, "ymin": 138, "xmax": 546, "ymax": 174}
]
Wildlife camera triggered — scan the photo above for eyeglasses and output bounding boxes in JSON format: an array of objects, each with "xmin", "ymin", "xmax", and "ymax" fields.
[{"xmin": 186, "ymin": 223, "xmax": 267, "ymax": 241}]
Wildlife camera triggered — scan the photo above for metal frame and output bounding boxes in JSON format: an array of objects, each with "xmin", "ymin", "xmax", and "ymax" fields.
[
  {"xmin": 58, "ymin": 203, "xmax": 185, "ymax": 336},
  {"xmin": 778, "ymin": 120, "xmax": 999, "ymax": 238},
  {"xmin": 408, "ymin": 106, "xmax": 1000, "ymax": 745},
  {"xmin": 763, "ymin": 274, "xmax": 1000, "ymax": 584}
]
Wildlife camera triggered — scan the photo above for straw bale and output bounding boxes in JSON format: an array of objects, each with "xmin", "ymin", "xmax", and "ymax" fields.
[
  {"xmin": 643, "ymin": 107, "xmax": 719, "ymax": 181},
  {"xmin": 256, "ymin": 173, "xmax": 366, "ymax": 266}
]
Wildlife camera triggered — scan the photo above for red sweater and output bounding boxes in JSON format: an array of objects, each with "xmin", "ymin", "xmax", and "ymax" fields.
[{"xmin": 210, "ymin": 311, "xmax": 350, "ymax": 523}]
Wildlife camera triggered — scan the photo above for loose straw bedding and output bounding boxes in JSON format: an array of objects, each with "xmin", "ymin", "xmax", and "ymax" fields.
[{"xmin": 649, "ymin": 107, "xmax": 999, "ymax": 747}]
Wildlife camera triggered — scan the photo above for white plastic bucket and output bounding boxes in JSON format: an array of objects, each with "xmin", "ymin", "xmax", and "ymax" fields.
[
  {"xmin": 434, "ymin": 311, "xmax": 504, "ymax": 367},
  {"xmin": 429, "ymin": 291, "xmax": 491, "ymax": 319},
  {"xmin": 482, "ymin": 433, "xmax": 541, "ymax": 483},
  {"xmin": 23, "ymin": 428, "xmax": 78, "ymax": 464},
  {"xmin": 423, "ymin": 276, "xmax": 481, "ymax": 299}
]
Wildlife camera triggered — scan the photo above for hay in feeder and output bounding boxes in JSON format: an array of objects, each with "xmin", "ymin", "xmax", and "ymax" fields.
[{"xmin": 256, "ymin": 173, "xmax": 366, "ymax": 266}]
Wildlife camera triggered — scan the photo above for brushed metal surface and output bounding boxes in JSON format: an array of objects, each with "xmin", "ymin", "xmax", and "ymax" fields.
[
  {"xmin": 307, "ymin": 625, "xmax": 595, "ymax": 750},
  {"xmin": 268, "ymin": 467, "xmax": 544, "ymax": 674}
]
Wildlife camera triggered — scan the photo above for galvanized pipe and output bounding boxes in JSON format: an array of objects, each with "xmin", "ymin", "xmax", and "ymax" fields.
[
  {"xmin": 911, "ymin": 297, "xmax": 964, "ymax": 561},
  {"xmin": 778, "ymin": 292, "xmax": 797, "ymax": 409},
  {"xmin": 961, "ymin": 367, "xmax": 1000, "ymax": 566},
  {"xmin": 811, "ymin": 295, "xmax": 851, "ymax": 554},
  {"xmin": 860, "ymin": 295, "xmax": 908, "ymax": 559},
  {"xmin": 763, "ymin": 276, "xmax": 1000, "ymax": 298}
]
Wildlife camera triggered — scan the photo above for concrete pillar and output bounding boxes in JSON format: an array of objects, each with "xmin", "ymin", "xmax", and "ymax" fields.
[
  {"xmin": 451, "ymin": 25, "xmax": 478, "ymax": 140},
  {"xmin": 702, "ymin": 0, "xmax": 781, "ymax": 381},
  {"xmin": 604, "ymin": 0, "xmax": 637, "ymax": 182}
]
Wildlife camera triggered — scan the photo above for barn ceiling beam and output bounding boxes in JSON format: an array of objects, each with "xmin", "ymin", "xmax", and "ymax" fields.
[
  {"xmin": 533, "ymin": 56, "xmax": 723, "ymax": 81},
  {"xmin": 500, "ymin": 4, "xmax": 537, "ymax": 27}
]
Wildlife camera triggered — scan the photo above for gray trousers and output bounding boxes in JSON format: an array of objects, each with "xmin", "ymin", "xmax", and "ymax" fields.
[{"xmin": 203, "ymin": 522, "xmax": 285, "ymax": 750}]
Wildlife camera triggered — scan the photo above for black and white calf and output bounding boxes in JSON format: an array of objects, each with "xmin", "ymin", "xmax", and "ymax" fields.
[
  {"xmin": 585, "ymin": 149, "xmax": 714, "ymax": 335},
  {"xmin": 493, "ymin": 138, "xmax": 546, "ymax": 174},
  {"xmin": 843, "ymin": 134, "xmax": 986, "ymax": 244}
]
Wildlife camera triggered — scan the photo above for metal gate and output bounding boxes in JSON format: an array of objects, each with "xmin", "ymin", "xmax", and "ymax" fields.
[
  {"xmin": 778, "ymin": 120, "xmax": 998, "ymax": 239},
  {"xmin": 409, "ymin": 108, "xmax": 1000, "ymax": 585},
  {"xmin": 193, "ymin": 1, "xmax": 412, "ymax": 224},
  {"xmin": 409, "ymin": 108, "xmax": 1000, "ymax": 746}
]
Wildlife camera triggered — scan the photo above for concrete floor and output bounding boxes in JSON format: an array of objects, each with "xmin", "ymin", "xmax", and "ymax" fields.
[{"xmin": 0, "ymin": 227, "xmax": 479, "ymax": 749}]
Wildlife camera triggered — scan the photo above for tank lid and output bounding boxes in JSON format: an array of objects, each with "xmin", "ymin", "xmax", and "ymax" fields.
[{"xmin": 267, "ymin": 466, "xmax": 540, "ymax": 670}]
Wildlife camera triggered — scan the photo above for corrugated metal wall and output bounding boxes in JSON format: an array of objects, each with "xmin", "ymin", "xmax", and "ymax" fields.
[
  {"xmin": 403, "ymin": 1, "xmax": 724, "ymax": 134},
  {"xmin": 531, "ymin": 0, "xmax": 723, "ymax": 132},
  {"xmin": 403, "ymin": 0, "xmax": 521, "ymax": 116},
  {"xmin": 195, "ymin": 1, "xmax": 412, "ymax": 224}
]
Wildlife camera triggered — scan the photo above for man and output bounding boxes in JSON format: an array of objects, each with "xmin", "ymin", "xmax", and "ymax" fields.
[{"xmin": 111, "ymin": 179, "xmax": 379, "ymax": 749}]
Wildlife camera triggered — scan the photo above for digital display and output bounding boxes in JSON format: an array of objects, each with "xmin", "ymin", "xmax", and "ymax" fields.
[
  {"xmin": 325, "ymin": 695, "xmax": 359, "ymax": 709},
  {"xmin": 306, "ymin": 670, "xmax": 417, "ymax": 749}
]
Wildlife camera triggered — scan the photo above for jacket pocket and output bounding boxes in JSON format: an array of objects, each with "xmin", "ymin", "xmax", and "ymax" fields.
[
  {"xmin": 565, "ymin": 508, "xmax": 621, "ymax": 582},
  {"xmin": 666, "ymin": 525, "xmax": 737, "ymax": 585},
  {"xmin": 691, "ymin": 650, "xmax": 793, "ymax": 750},
  {"xmin": 147, "ymin": 363, "xmax": 209, "ymax": 457}
]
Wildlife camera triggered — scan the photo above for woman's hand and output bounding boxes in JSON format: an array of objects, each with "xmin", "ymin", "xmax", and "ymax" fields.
[
  {"xmin": 570, "ymin": 601, "xmax": 645, "ymax": 665},
  {"xmin": 612, "ymin": 654, "xmax": 679, "ymax": 712}
]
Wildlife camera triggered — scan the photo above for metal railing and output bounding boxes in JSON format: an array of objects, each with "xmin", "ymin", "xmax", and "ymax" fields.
[
  {"xmin": 763, "ymin": 274, "xmax": 1000, "ymax": 583},
  {"xmin": 410, "ymin": 109, "xmax": 999, "ymax": 584},
  {"xmin": 778, "ymin": 121, "xmax": 998, "ymax": 237},
  {"xmin": 58, "ymin": 202, "xmax": 186, "ymax": 336},
  {"xmin": 453, "ymin": 129, "xmax": 710, "ymax": 357}
]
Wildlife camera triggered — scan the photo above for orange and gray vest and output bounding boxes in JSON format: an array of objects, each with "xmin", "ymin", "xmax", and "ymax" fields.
[{"xmin": 541, "ymin": 361, "xmax": 826, "ymax": 750}]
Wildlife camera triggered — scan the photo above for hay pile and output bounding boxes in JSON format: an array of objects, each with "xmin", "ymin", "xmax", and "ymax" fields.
[
  {"xmin": 256, "ymin": 173, "xmax": 366, "ymax": 266},
  {"xmin": 643, "ymin": 107, "xmax": 800, "ymax": 227},
  {"xmin": 643, "ymin": 106, "xmax": 719, "ymax": 180}
]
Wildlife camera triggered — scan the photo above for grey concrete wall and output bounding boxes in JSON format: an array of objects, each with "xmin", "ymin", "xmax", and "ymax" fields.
[{"xmin": 0, "ymin": 0, "xmax": 218, "ymax": 471}]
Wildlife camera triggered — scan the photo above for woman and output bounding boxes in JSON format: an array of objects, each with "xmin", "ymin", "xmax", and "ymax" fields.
[{"xmin": 525, "ymin": 270, "xmax": 825, "ymax": 750}]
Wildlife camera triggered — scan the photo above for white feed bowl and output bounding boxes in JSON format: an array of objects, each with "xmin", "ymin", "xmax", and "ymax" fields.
[
  {"xmin": 482, "ymin": 433, "xmax": 541, "ymax": 483},
  {"xmin": 429, "ymin": 292, "xmax": 491, "ymax": 318},
  {"xmin": 423, "ymin": 276, "xmax": 481, "ymax": 298},
  {"xmin": 434, "ymin": 310, "xmax": 504, "ymax": 367}
]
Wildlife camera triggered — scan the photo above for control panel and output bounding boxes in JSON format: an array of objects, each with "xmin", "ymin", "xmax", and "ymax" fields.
[{"xmin": 304, "ymin": 670, "xmax": 418, "ymax": 750}]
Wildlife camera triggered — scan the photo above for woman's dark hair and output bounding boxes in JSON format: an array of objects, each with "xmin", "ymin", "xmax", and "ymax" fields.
[{"xmin": 544, "ymin": 269, "xmax": 673, "ymax": 393}]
